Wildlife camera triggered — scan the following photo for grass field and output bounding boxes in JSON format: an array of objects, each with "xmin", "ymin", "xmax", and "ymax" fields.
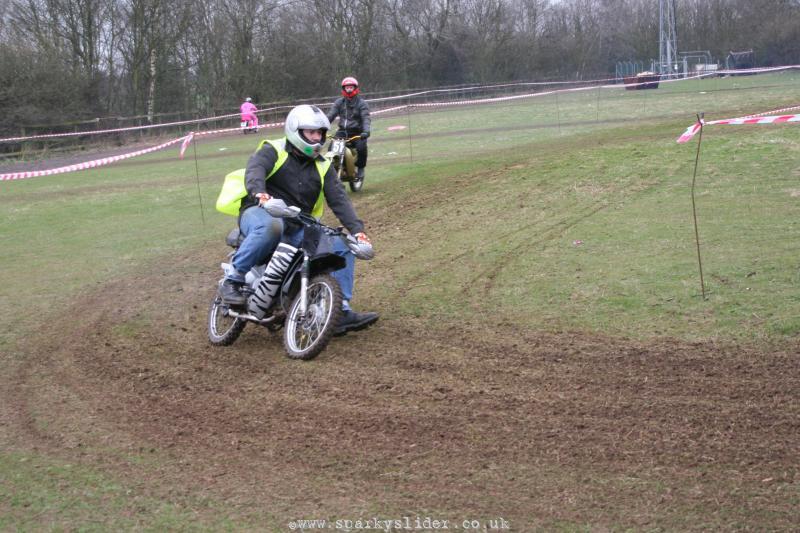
[{"xmin": 1, "ymin": 72, "xmax": 799, "ymax": 530}]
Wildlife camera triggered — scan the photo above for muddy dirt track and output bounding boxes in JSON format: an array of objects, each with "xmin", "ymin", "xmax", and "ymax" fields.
[
  {"xmin": 3, "ymin": 107, "xmax": 800, "ymax": 528},
  {"xmin": 3, "ymin": 240, "xmax": 799, "ymax": 529}
]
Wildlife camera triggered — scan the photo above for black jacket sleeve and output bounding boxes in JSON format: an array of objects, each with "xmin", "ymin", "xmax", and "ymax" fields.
[
  {"xmin": 244, "ymin": 143, "xmax": 279, "ymax": 199},
  {"xmin": 322, "ymin": 166, "xmax": 364, "ymax": 234},
  {"xmin": 358, "ymin": 97, "xmax": 371, "ymax": 133},
  {"xmin": 326, "ymin": 98, "xmax": 343, "ymax": 124}
]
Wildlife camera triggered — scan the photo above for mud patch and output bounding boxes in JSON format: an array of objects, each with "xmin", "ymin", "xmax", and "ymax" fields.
[{"xmin": 4, "ymin": 244, "xmax": 799, "ymax": 529}]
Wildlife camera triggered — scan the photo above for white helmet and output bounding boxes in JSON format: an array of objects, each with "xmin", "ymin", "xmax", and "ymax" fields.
[
  {"xmin": 245, "ymin": 97, "xmax": 252, "ymax": 102},
  {"xmin": 284, "ymin": 105, "xmax": 330, "ymax": 158}
]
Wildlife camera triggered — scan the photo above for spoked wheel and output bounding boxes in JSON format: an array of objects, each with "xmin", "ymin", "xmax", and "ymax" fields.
[
  {"xmin": 208, "ymin": 294, "xmax": 246, "ymax": 346},
  {"xmin": 283, "ymin": 274, "xmax": 343, "ymax": 360}
]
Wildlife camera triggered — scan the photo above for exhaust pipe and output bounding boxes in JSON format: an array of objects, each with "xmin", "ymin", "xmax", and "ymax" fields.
[{"xmin": 226, "ymin": 308, "xmax": 278, "ymax": 325}]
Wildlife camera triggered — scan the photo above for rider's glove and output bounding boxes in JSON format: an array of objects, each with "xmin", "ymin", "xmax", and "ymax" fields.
[
  {"xmin": 360, "ymin": 131, "xmax": 370, "ymax": 139},
  {"xmin": 355, "ymin": 232, "xmax": 371, "ymax": 245},
  {"xmin": 255, "ymin": 192, "xmax": 271, "ymax": 206}
]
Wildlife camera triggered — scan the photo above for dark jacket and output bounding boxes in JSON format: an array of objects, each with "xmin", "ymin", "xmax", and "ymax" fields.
[
  {"xmin": 326, "ymin": 95, "xmax": 371, "ymax": 135},
  {"xmin": 242, "ymin": 141, "xmax": 364, "ymax": 234}
]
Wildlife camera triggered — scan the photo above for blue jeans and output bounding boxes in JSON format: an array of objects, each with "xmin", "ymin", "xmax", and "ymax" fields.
[{"xmin": 228, "ymin": 206, "xmax": 355, "ymax": 304}]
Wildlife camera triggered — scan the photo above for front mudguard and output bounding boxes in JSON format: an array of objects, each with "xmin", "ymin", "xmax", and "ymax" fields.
[{"xmin": 343, "ymin": 147, "xmax": 357, "ymax": 179}]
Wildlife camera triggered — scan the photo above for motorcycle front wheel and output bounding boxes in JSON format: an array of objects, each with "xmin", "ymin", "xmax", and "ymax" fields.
[
  {"xmin": 283, "ymin": 274, "xmax": 343, "ymax": 360},
  {"xmin": 208, "ymin": 295, "xmax": 246, "ymax": 346}
]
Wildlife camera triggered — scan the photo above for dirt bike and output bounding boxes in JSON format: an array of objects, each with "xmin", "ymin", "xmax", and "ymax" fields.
[
  {"xmin": 240, "ymin": 115, "xmax": 258, "ymax": 134},
  {"xmin": 324, "ymin": 133, "xmax": 364, "ymax": 192},
  {"xmin": 207, "ymin": 200, "xmax": 373, "ymax": 360}
]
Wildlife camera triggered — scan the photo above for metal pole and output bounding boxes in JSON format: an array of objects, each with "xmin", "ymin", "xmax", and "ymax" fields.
[
  {"xmin": 690, "ymin": 113, "xmax": 706, "ymax": 299},
  {"xmin": 406, "ymin": 95, "xmax": 413, "ymax": 163},
  {"xmin": 555, "ymin": 90, "xmax": 562, "ymax": 135},
  {"xmin": 193, "ymin": 136, "xmax": 206, "ymax": 226},
  {"xmin": 596, "ymin": 84, "xmax": 601, "ymax": 123},
  {"xmin": 643, "ymin": 87, "xmax": 648, "ymax": 114}
]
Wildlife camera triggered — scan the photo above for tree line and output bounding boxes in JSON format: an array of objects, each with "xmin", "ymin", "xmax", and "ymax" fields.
[{"xmin": 0, "ymin": 0, "xmax": 798, "ymax": 135}]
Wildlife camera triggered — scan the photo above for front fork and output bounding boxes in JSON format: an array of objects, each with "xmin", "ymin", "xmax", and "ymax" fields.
[{"xmin": 298, "ymin": 253, "xmax": 310, "ymax": 317}]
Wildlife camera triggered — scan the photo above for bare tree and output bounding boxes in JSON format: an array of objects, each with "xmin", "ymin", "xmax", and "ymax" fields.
[{"xmin": 2, "ymin": 0, "xmax": 800, "ymax": 134}]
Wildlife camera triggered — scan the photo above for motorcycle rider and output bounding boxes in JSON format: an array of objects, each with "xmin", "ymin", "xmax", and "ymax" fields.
[
  {"xmin": 326, "ymin": 76, "xmax": 370, "ymax": 182},
  {"xmin": 240, "ymin": 97, "xmax": 259, "ymax": 130},
  {"xmin": 220, "ymin": 104, "xmax": 378, "ymax": 335}
]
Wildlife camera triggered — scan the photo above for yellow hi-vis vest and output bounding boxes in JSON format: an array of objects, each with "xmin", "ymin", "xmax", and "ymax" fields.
[{"xmin": 215, "ymin": 138, "xmax": 331, "ymax": 218}]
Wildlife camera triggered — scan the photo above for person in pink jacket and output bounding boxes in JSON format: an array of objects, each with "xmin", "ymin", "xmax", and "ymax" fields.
[{"xmin": 240, "ymin": 97, "xmax": 259, "ymax": 130}]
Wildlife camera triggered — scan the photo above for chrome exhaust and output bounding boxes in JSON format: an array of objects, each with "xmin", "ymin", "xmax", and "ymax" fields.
[{"xmin": 226, "ymin": 308, "xmax": 278, "ymax": 325}]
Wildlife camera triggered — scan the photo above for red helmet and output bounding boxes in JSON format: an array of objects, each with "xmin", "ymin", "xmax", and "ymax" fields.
[{"xmin": 341, "ymin": 76, "xmax": 359, "ymax": 98}]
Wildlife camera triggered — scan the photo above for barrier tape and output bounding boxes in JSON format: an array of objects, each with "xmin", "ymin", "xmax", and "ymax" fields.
[
  {"xmin": 178, "ymin": 121, "xmax": 285, "ymax": 158},
  {"xmin": 5, "ymin": 65, "xmax": 799, "ymax": 144},
  {"xmin": 2, "ymin": 77, "xmax": 641, "ymax": 143},
  {"xmin": 350, "ymin": 64, "xmax": 800, "ymax": 104},
  {"xmin": 4, "ymin": 67, "xmax": 799, "ymax": 179},
  {"xmin": 742, "ymin": 104, "xmax": 800, "ymax": 118},
  {"xmin": 677, "ymin": 113, "xmax": 800, "ymax": 144},
  {"xmin": 0, "ymin": 136, "xmax": 188, "ymax": 181},
  {"xmin": 371, "ymin": 70, "xmax": 720, "ymax": 117},
  {"xmin": 0, "ymin": 107, "xmax": 291, "ymax": 144},
  {"xmin": 179, "ymin": 132, "xmax": 195, "ymax": 158},
  {"xmin": 676, "ymin": 122, "xmax": 704, "ymax": 144},
  {"xmin": 0, "ymin": 120, "xmax": 292, "ymax": 181},
  {"xmin": 0, "ymin": 70, "xmax": 718, "ymax": 180}
]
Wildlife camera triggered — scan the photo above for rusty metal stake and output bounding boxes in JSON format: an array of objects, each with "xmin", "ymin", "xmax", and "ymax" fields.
[{"xmin": 690, "ymin": 112, "xmax": 706, "ymax": 299}]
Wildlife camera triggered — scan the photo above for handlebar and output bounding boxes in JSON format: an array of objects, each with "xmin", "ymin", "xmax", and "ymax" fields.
[
  {"xmin": 328, "ymin": 134, "xmax": 363, "ymax": 142},
  {"xmin": 262, "ymin": 200, "xmax": 373, "ymax": 260},
  {"xmin": 295, "ymin": 211, "xmax": 338, "ymax": 231},
  {"xmin": 263, "ymin": 199, "xmax": 338, "ymax": 231}
]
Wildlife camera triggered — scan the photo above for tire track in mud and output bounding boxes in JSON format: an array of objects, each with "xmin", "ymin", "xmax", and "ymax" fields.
[
  {"xmin": 467, "ymin": 201, "xmax": 613, "ymax": 296},
  {"xmin": 3, "ymin": 216, "xmax": 800, "ymax": 528},
  {"xmin": 469, "ymin": 161, "xmax": 676, "ymax": 298},
  {"xmin": 391, "ymin": 130, "xmax": 671, "ymax": 300},
  {"xmin": 6, "ymin": 263, "xmax": 800, "ymax": 528}
]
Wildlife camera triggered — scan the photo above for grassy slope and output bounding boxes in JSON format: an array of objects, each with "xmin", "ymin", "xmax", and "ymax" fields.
[
  {"xmin": 362, "ymin": 125, "xmax": 800, "ymax": 341},
  {"xmin": 1, "ymin": 73, "xmax": 799, "ymax": 529}
]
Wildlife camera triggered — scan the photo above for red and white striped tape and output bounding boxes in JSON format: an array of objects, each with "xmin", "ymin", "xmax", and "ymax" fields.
[
  {"xmin": 371, "ymin": 70, "xmax": 733, "ymax": 117},
  {"xmin": 0, "ymin": 107, "xmax": 289, "ymax": 144},
  {"xmin": 0, "ymin": 120, "xmax": 288, "ymax": 181},
  {"xmin": 5, "ymin": 65, "xmax": 798, "ymax": 144},
  {"xmin": 4, "ymin": 69, "xmax": 799, "ymax": 178},
  {"xmin": 178, "ymin": 121, "xmax": 285, "ymax": 158},
  {"xmin": 677, "ymin": 113, "xmax": 800, "ymax": 143},
  {"xmin": 742, "ymin": 104, "xmax": 800, "ymax": 118},
  {"xmin": 0, "ymin": 135, "xmax": 188, "ymax": 181},
  {"xmin": 676, "ymin": 122, "xmax": 704, "ymax": 144}
]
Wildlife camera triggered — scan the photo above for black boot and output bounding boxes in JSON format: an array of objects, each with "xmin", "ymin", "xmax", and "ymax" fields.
[
  {"xmin": 220, "ymin": 279, "xmax": 246, "ymax": 306},
  {"xmin": 334, "ymin": 309, "xmax": 379, "ymax": 336},
  {"xmin": 355, "ymin": 167, "xmax": 365, "ymax": 181}
]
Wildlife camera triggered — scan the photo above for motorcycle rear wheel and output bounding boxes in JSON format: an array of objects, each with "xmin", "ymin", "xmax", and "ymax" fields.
[
  {"xmin": 283, "ymin": 274, "xmax": 342, "ymax": 360},
  {"xmin": 208, "ymin": 295, "xmax": 246, "ymax": 345}
]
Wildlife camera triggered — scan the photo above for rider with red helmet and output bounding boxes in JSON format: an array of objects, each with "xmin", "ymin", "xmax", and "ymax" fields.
[{"xmin": 326, "ymin": 76, "xmax": 371, "ymax": 182}]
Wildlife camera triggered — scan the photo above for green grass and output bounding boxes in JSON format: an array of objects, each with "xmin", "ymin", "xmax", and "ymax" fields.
[
  {"xmin": 0, "ymin": 451, "xmax": 271, "ymax": 531},
  {"xmin": 357, "ymin": 120, "xmax": 800, "ymax": 340},
  {"xmin": 1, "ymin": 72, "xmax": 799, "ymax": 529},
  {"xmin": 2, "ymin": 73, "xmax": 798, "ymax": 346}
]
